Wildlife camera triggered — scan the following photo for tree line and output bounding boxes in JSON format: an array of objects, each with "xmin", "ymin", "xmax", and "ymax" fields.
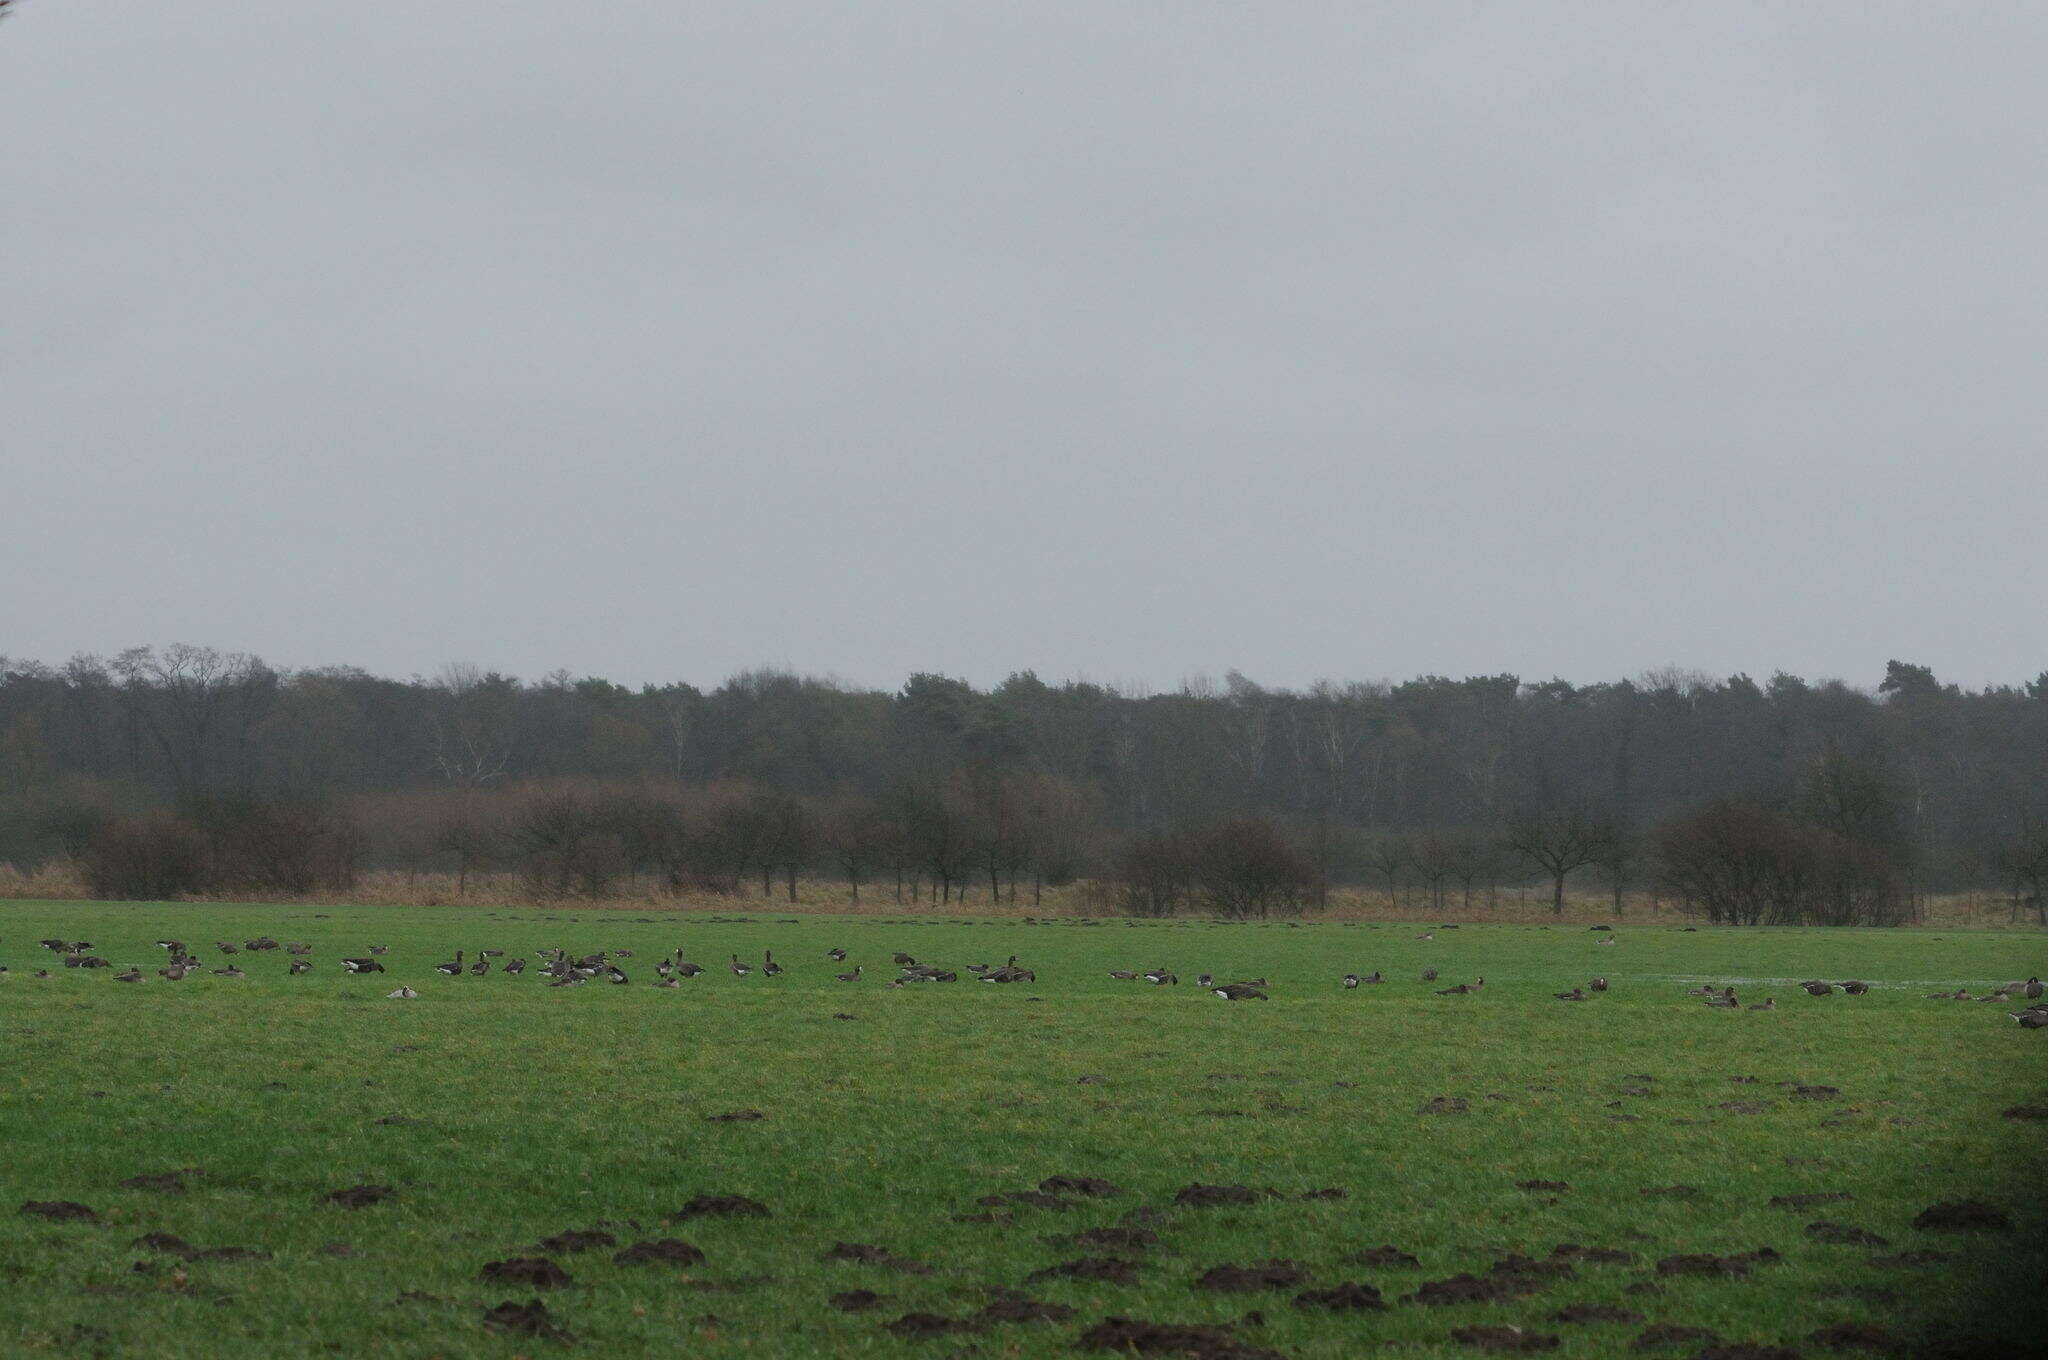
[{"xmin": 3, "ymin": 647, "xmax": 2045, "ymax": 922}]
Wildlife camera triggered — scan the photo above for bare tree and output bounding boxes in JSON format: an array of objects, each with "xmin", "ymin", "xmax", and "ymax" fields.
[{"xmin": 1505, "ymin": 807, "xmax": 1615, "ymax": 914}]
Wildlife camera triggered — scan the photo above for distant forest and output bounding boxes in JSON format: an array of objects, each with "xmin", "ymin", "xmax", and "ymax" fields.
[{"xmin": 2, "ymin": 647, "xmax": 2045, "ymax": 923}]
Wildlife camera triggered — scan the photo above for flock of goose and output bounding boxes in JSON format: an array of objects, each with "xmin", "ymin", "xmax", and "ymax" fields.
[{"xmin": 5, "ymin": 934, "xmax": 2042, "ymax": 1023}]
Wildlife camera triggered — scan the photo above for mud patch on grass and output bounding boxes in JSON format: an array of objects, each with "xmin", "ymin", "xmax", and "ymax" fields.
[
  {"xmin": 1174, "ymin": 1184, "xmax": 1278, "ymax": 1208},
  {"xmin": 19, "ymin": 1201, "xmax": 98, "ymax": 1222},
  {"xmin": 1632, "ymin": 1323, "xmax": 1719, "ymax": 1350},
  {"xmin": 884, "ymin": 1311, "xmax": 984, "ymax": 1339},
  {"xmin": 1028, "ymin": 1256, "xmax": 1142, "ymax": 1286},
  {"xmin": 119, "ymin": 1172, "xmax": 194, "ymax": 1193},
  {"xmin": 1805, "ymin": 1221, "xmax": 1889, "ymax": 1247},
  {"xmin": 1051, "ymin": 1226, "xmax": 1161, "ymax": 1253},
  {"xmin": 1805, "ymin": 1321, "xmax": 1897, "ymax": 1352},
  {"xmin": 1040, "ymin": 1175, "xmax": 1121, "ymax": 1197},
  {"xmin": 1406, "ymin": 1273, "xmax": 1529, "ymax": 1305},
  {"xmin": 821, "ymin": 1242, "xmax": 931, "ymax": 1274},
  {"xmin": 828, "ymin": 1289, "xmax": 892, "ymax": 1312},
  {"xmin": 614, "ymin": 1239, "xmax": 705, "ymax": 1267},
  {"xmin": 1770, "ymin": 1192, "xmax": 1852, "ymax": 1209},
  {"xmin": 705, "ymin": 1109, "xmax": 765, "ymax": 1122},
  {"xmin": 1516, "ymin": 1180, "xmax": 1571, "ymax": 1192},
  {"xmin": 482, "ymin": 1299, "xmax": 572, "ymax": 1341},
  {"xmin": 975, "ymin": 1292, "xmax": 1076, "ymax": 1324},
  {"xmin": 1193, "ymin": 1260, "xmax": 1311, "ymax": 1292},
  {"xmin": 1868, "ymin": 1249, "xmax": 1950, "ymax": 1268},
  {"xmin": 668, "ymin": 1193, "xmax": 770, "ymax": 1221},
  {"xmin": 1552, "ymin": 1304, "xmax": 1645, "ymax": 1324},
  {"xmin": 533, "ymin": 1229, "xmax": 615, "ymax": 1254},
  {"xmin": 1549, "ymin": 1244, "xmax": 1635, "ymax": 1266},
  {"xmin": 1293, "ymin": 1281, "xmax": 1384, "ymax": 1310},
  {"xmin": 1421, "ymin": 1096, "xmax": 1471, "ymax": 1115},
  {"xmin": 479, "ymin": 1257, "xmax": 572, "ymax": 1288},
  {"xmin": 2000, "ymin": 1104, "xmax": 2048, "ymax": 1122},
  {"xmin": 1073, "ymin": 1317, "xmax": 1282, "ymax": 1359},
  {"xmin": 1911, "ymin": 1200, "xmax": 2011, "ymax": 1231},
  {"xmin": 324, "ymin": 1185, "xmax": 394, "ymax": 1209},
  {"xmin": 1342, "ymin": 1245, "xmax": 1421, "ymax": 1268}
]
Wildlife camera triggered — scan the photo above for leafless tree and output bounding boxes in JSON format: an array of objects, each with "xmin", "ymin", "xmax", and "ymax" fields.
[{"xmin": 1505, "ymin": 807, "xmax": 1615, "ymax": 914}]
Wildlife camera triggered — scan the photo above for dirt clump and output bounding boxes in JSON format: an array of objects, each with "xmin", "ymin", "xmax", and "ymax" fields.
[
  {"xmin": 827, "ymin": 1289, "xmax": 892, "ymax": 1312},
  {"xmin": 324, "ymin": 1184, "xmax": 394, "ymax": 1209},
  {"xmin": 532, "ymin": 1228, "xmax": 615, "ymax": 1253},
  {"xmin": 1292, "ymin": 1281, "xmax": 1384, "ymax": 1310},
  {"xmin": 2000, "ymin": 1104, "xmax": 2048, "ymax": 1121},
  {"xmin": 1911, "ymin": 1200, "xmax": 2011, "ymax": 1231},
  {"xmin": 481, "ymin": 1299, "xmax": 572, "ymax": 1341},
  {"xmin": 1868, "ymin": 1249, "xmax": 1950, "ymax": 1268},
  {"xmin": 884, "ymin": 1311, "xmax": 983, "ymax": 1339},
  {"xmin": 1054, "ymin": 1226, "xmax": 1161, "ymax": 1252},
  {"xmin": 1421, "ymin": 1096, "xmax": 1471, "ymax": 1115},
  {"xmin": 1552, "ymin": 1304, "xmax": 1645, "ymax": 1324},
  {"xmin": 1193, "ymin": 1260, "xmax": 1311, "ymax": 1292},
  {"xmin": 19, "ymin": 1201, "xmax": 98, "ymax": 1222},
  {"xmin": 704, "ymin": 1109, "xmax": 765, "ymax": 1122},
  {"xmin": 478, "ymin": 1257, "xmax": 572, "ymax": 1288},
  {"xmin": 1343, "ymin": 1244, "xmax": 1421, "ymax": 1268},
  {"xmin": 1769, "ymin": 1192, "xmax": 1853, "ymax": 1209},
  {"xmin": 1073, "ymin": 1316, "xmax": 1283, "ymax": 1359},
  {"xmin": 1805, "ymin": 1321, "xmax": 1897, "ymax": 1351},
  {"xmin": 1549, "ymin": 1243, "xmax": 1635, "ymax": 1265},
  {"xmin": 119, "ymin": 1172, "xmax": 192, "ymax": 1193},
  {"xmin": 614, "ymin": 1238, "xmax": 704, "ymax": 1266},
  {"xmin": 1028, "ymin": 1256, "xmax": 1142, "ymax": 1286},
  {"xmin": 1516, "ymin": 1180, "xmax": 1571, "ymax": 1192},
  {"xmin": 1633, "ymin": 1324, "xmax": 1721, "ymax": 1349},
  {"xmin": 1173, "ymin": 1183, "xmax": 1277, "ymax": 1208},
  {"xmin": 1406, "ymin": 1273, "xmax": 1528, "ymax": 1305},
  {"xmin": 668, "ymin": 1193, "xmax": 770, "ymax": 1221},
  {"xmin": 975, "ymin": 1292, "xmax": 1076, "ymax": 1324}
]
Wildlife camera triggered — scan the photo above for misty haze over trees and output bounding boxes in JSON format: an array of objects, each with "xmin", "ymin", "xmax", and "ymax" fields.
[{"xmin": 1, "ymin": 648, "xmax": 2044, "ymax": 926}]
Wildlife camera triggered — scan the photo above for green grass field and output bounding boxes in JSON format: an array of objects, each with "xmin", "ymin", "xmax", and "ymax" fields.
[{"xmin": 2, "ymin": 900, "xmax": 2042, "ymax": 1358}]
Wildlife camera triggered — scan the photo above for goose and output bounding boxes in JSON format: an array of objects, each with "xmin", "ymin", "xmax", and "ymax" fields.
[
  {"xmin": 926, "ymin": 969, "xmax": 959, "ymax": 983},
  {"xmin": 158, "ymin": 963, "xmax": 192, "ymax": 981},
  {"xmin": 983, "ymin": 958, "xmax": 1035, "ymax": 983},
  {"xmin": 504, "ymin": 958, "xmax": 526, "ymax": 975},
  {"xmin": 762, "ymin": 950, "xmax": 783, "ymax": 978},
  {"xmin": 2026, "ymin": 977, "xmax": 2044, "ymax": 1000},
  {"xmin": 285, "ymin": 943, "xmax": 312, "ymax": 955},
  {"xmin": 288, "ymin": 960, "xmax": 312, "ymax": 976},
  {"xmin": 2009, "ymin": 1011, "xmax": 2048, "ymax": 1029},
  {"xmin": 1195, "ymin": 974, "xmax": 1214, "ymax": 987},
  {"xmin": 1703, "ymin": 990, "xmax": 1739, "ymax": 1008},
  {"xmin": 38, "ymin": 939, "xmax": 71, "ymax": 952},
  {"xmin": 1359, "ymin": 971, "xmax": 1384, "ymax": 984},
  {"xmin": 547, "ymin": 973, "xmax": 587, "ymax": 988},
  {"xmin": 469, "ymin": 955, "xmax": 491, "ymax": 976},
  {"xmin": 673, "ymin": 958, "xmax": 704, "ymax": 978},
  {"xmin": 574, "ymin": 953, "xmax": 607, "ymax": 971},
  {"xmin": 613, "ymin": 949, "xmax": 634, "ymax": 959},
  {"xmin": 1143, "ymin": 968, "xmax": 1177, "ymax": 986},
  {"xmin": 156, "ymin": 939, "xmax": 186, "ymax": 954},
  {"xmin": 387, "ymin": 986, "xmax": 418, "ymax": 999},
  {"xmin": 1553, "ymin": 988, "xmax": 1586, "ymax": 1001},
  {"xmin": 1434, "ymin": 979, "xmax": 1480, "ymax": 995},
  {"xmin": 1415, "ymin": 933, "xmax": 1433, "ymax": 941},
  {"xmin": 1342, "ymin": 974, "xmax": 1361, "ymax": 989},
  {"xmin": 245, "ymin": 937, "xmax": 280, "ymax": 952},
  {"xmin": 1421, "ymin": 968, "xmax": 1439, "ymax": 982},
  {"xmin": 65, "ymin": 955, "xmax": 111, "ymax": 969},
  {"xmin": 368, "ymin": 945, "xmax": 389, "ymax": 955},
  {"xmin": 1212, "ymin": 983, "xmax": 1267, "ymax": 1001},
  {"xmin": 655, "ymin": 958, "xmax": 675, "ymax": 977},
  {"xmin": 212, "ymin": 965, "xmax": 245, "ymax": 978},
  {"xmin": 605, "ymin": 965, "xmax": 629, "ymax": 985},
  {"xmin": 1599, "ymin": 935, "xmax": 1618, "ymax": 946},
  {"xmin": 827, "ymin": 948, "xmax": 848, "ymax": 962},
  {"xmin": 1927, "ymin": 987, "xmax": 1969, "ymax": 1000},
  {"xmin": 1838, "ymin": 980, "xmax": 1870, "ymax": 995},
  {"xmin": 1108, "ymin": 970, "xmax": 1139, "ymax": 980},
  {"xmin": 893, "ymin": 952, "xmax": 917, "ymax": 966},
  {"xmin": 652, "ymin": 976, "xmax": 680, "ymax": 989},
  {"xmin": 113, "ymin": 967, "xmax": 143, "ymax": 983},
  {"xmin": 434, "ymin": 951, "xmax": 465, "ymax": 976},
  {"xmin": 1687, "ymin": 984, "xmax": 1720, "ymax": 996},
  {"xmin": 1589, "ymin": 976, "xmax": 1608, "ymax": 992},
  {"xmin": 1747, "ymin": 997, "xmax": 1776, "ymax": 1010},
  {"xmin": 1801, "ymin": 981, "xmax": 1834, "ymax": 997},
  {"xmin": 730, "ymin": 955, "xmax": 752, "ymax": 977},
  {"xmin": 835, "ymin": 965, "xmax": 862, "ymax": 982},
  {"xmin": 1239, "ymin": 977, "xmax": 1269, "ymax": 987},
  {"xmin": 341, "ymin": 958, "xmax": 384, "ymax": 974},
  {"xmin": 215, "ymin": 942, "xmax": 239, "ymax": 955}
]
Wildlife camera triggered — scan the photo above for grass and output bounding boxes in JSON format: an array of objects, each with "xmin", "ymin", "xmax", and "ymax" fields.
[{"xmin": 1, "ymin": 899, "xmax": 2043, "ymax": 1358}]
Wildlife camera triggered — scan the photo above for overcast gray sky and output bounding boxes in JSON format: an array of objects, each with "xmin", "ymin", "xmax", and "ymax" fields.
[{"xmin": 4, "ymin": 3, "xmax": 2043, "ymax": 694}]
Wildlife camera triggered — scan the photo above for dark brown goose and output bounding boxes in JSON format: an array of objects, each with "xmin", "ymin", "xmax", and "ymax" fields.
[
  {"xmin": 341, "ymin": 957, "xmax": 384, "ymax": 974},
  {"xmin": 1212, "ymin": 983, "xmax": 1267, "ymax": 1001},
  {"xmin": 835, "ymin": 965, "xmax": 862, "ymax": 982},
  {"xmin": 288, "ymin": 960, "xmax": 312, "ymax": 975}
]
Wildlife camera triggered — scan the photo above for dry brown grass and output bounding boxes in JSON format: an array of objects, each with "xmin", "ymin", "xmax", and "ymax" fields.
[{"xmin": 2, "ymin": 860, "xmax": 2034, "ymax": 928}]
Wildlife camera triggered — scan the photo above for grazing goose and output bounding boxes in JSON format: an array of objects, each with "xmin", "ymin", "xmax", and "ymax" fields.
[
  {"xmin": 1801, "ymin": 981, "xmax": 1835, "ymax": 997},
  {"xmin": 1703, "ymin": 989, "xmax": 1739, "ymax": 1008},
  {"xmin": 212, "ymin": 965, "xmax": 245, "ymax": 978},
  {"xmin": 730, "ymin": 954, "xmax": 752, "ymax": 977},
  {"xmin": 2009, "ymin": 1011, "xmax": 2048, "ymax": 1029},
  {"xmin": 288, "ymin": 960, "xmax": 311, "ymax": 975},
  {"xmin": 113, "ymin": 967, "xmax": 143, "ymax": 983},
  {"xmin": 605, "ymin": 965, "xmax": 629, "ymax": 985},
  {"xmin": 1553, "ymin": 988, "xmax": 1586, "ymax": 1001},
  {"xmin": 1747, "ymin": 997, "xmax": 1776, "ymax": 1010},
  {"xmin": 215, "ymin": 942, "xmax": 239, "ymax": 955},
  {"xmin": 827, "ymin": 948, "xmax": 848, "ymax": 961},
  {"xmin": 1838, "ymin": 980, "xmax": 1870, "ymax": 995},
  {"xmin": 156, "ymin": 939, "xmax": 186, "ymax": 955},
  {"xmin": 547, "ymin": 972, "xmax": 587, "ymax": 988},
  {"xmin": 1212, "ymin": 983, "xmax": 1267, "ymax": 1001},
  {"xmin": 504, "ymin": 958, "xmax": 526, "ymax": 975},
  {"xmin": 1590, "ymin": 976, "xmax": 1608, "ymax": 992},
  {"xmin": 673, "ymin": 958, "xmax": 704, "ymax": 978},
  {"xmin": 1342, "ymin": 974, "xmax": 1361, "ymax": 989},
  {"xmin": 763, "ymin": 950, "xmax": 783, "ymax": 978},
  {"xmin": 469, "ymin": 955, "xmax": 491, "ymax": 976},
  {"xmin": 341, "ymin": 958, "xmax": 384, "ymax": 974},
  {"xmin": 1421, "ymin": 968, "xmax": 1439, "ymax": 982},
  {"xmin": 1434, "ymin": 978, "xmax": 1482, "ymax": 995},
  {"xmin": 835, "ymin": 965, "xmax": 862, "ymax": 982},
  {"xmin": 1927, "ymin": 987, "xmax": 1969, "ymax": 1000},
  {"xmin": 387, "ymin": 986, "xmax": 418, "ymax": 999},
  {"xmin": 1108, "ymin": 969, "xmax": 1139, "ymax": 980},
  {"xmin": 434, "ymin": 951, "xmax": 465, "ymax": 976},
  {"xmin": 893, "ymin": 952, "xmax": 917, "ymax": 966}
]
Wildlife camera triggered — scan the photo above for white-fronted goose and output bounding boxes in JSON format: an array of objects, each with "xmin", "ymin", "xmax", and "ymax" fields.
[
  {"xmin": 288, "ymin": 960, "xmax": 311, "ymax": 975},
  {"xmin": 730, "ymin": 954, "xmax": 752, "ymax": 977},
  {"xmin": 763, "ymin": 950, "xmax": 783, "ymax": 977},
  {"xmin": 341, "ymin": 958, "xmax": 384, "ymax": 974},
  {"xmin": 835, "ymin": 965, "xmax": 862, "ymax": 982},
  {"xmin": 1212, "ymin": 983, "xmax": 1267, "ymax": 1001}
]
